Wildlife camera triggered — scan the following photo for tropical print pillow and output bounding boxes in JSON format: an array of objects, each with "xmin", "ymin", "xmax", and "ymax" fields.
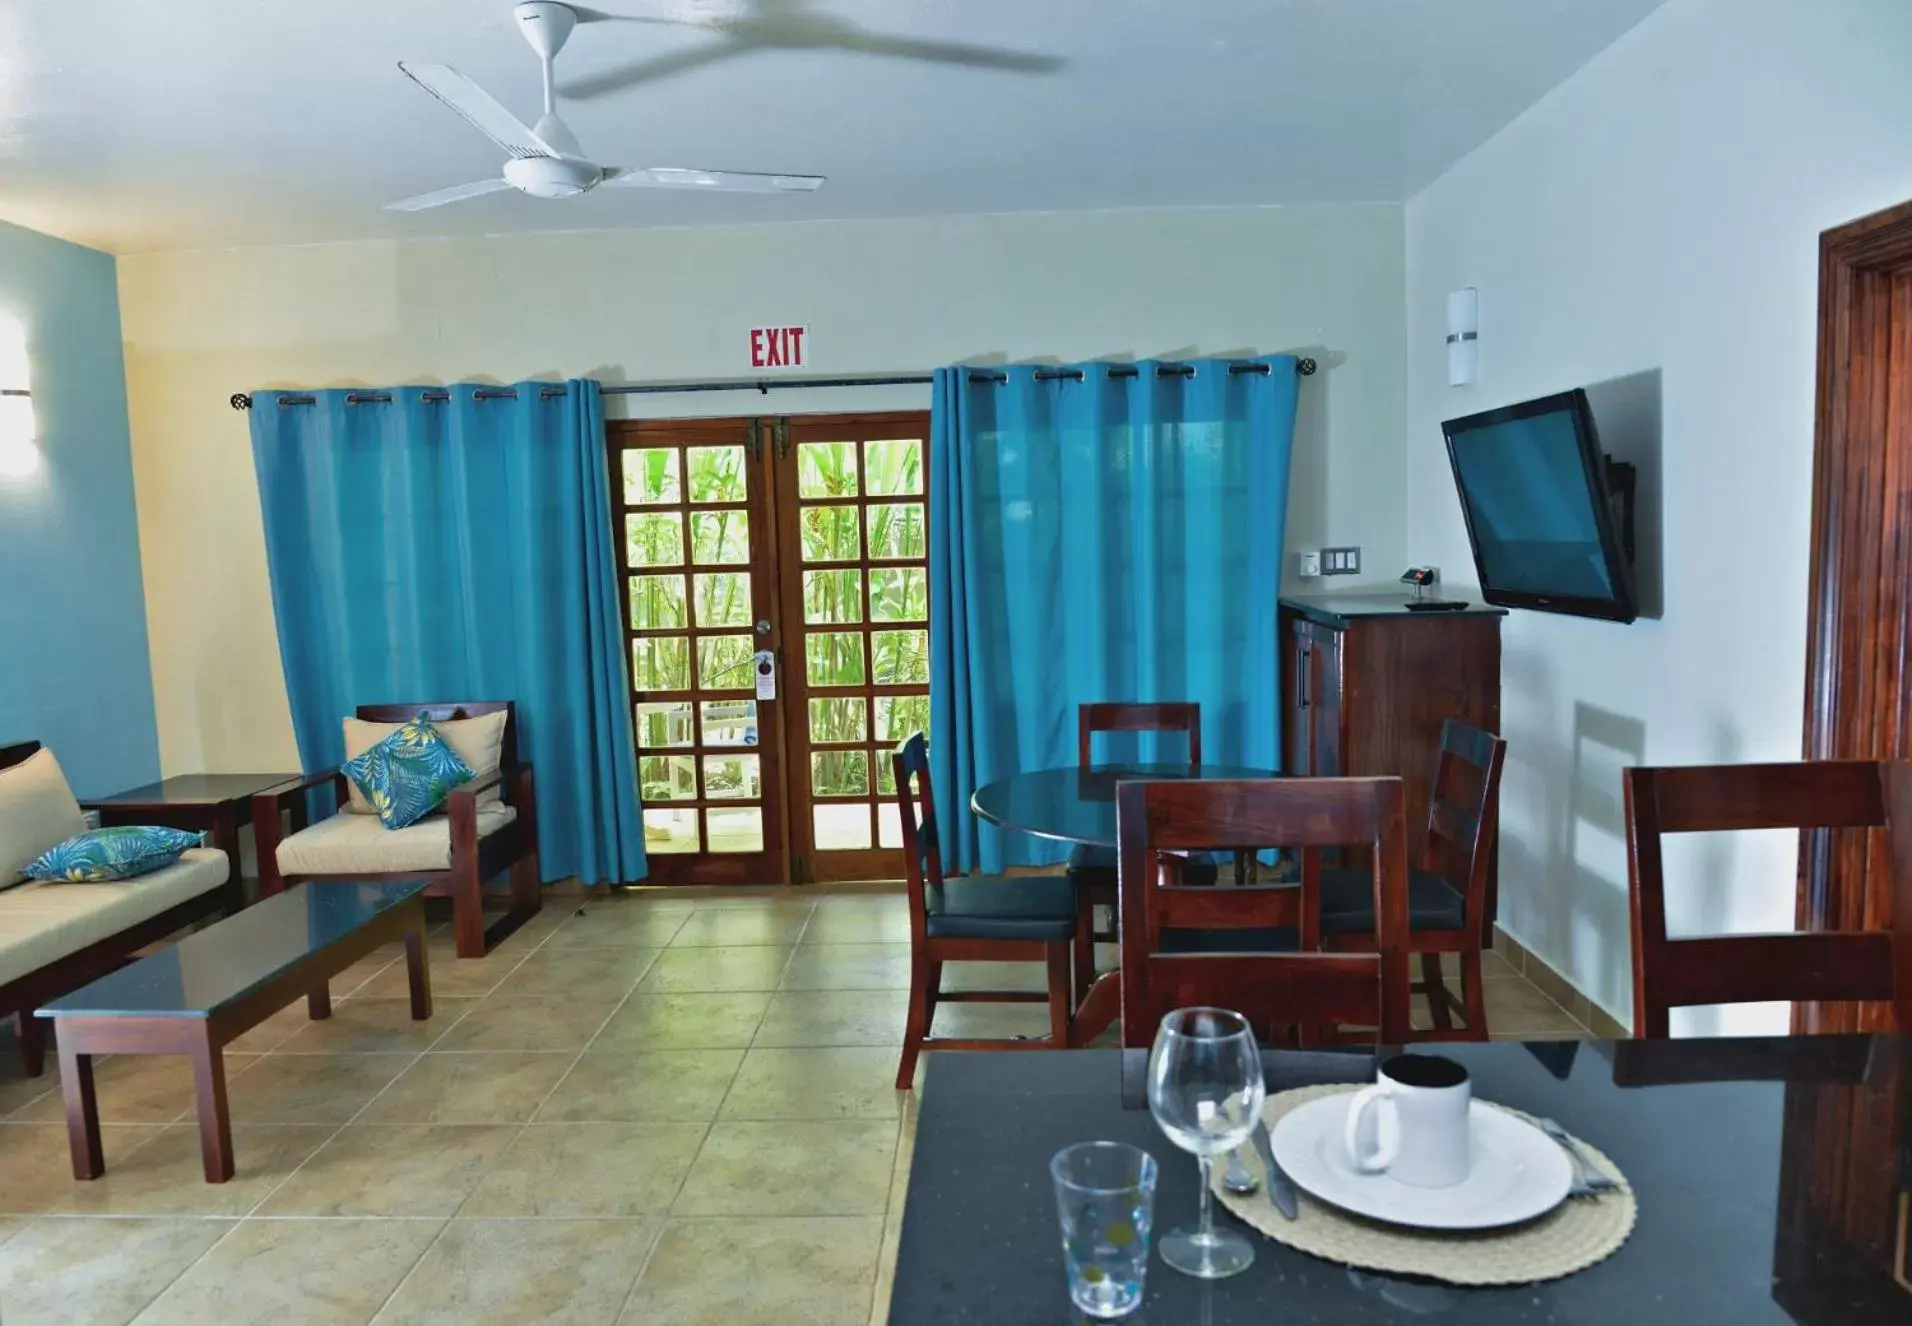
[
  {"xmin": 342, "ymin": 714, "xmax": 475, "ymax": 830},
  {"xmin": 25, "ymin": 826, "xmax": 206, "ymax": 881}
]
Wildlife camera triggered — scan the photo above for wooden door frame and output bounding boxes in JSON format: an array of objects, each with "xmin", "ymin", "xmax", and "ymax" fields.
[{"xmin": 1799, "ymin": 196, "xmax": 1912, "ymax": 1031}]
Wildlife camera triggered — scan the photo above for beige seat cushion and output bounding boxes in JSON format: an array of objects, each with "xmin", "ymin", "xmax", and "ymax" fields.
[
  {"xmin": 341, "ymin": 711, "xmax": 509, "ymax": 814},
  {"xmin": 277, "ymin": 804, "xmax": 518, "ymax": 875},
  {"xmin": 0, "ymin": 848, "xmax": 229, "ymax": 988},
  {"xmin": 0, "ymin": 749, "xmax": 88, "ymax": 885}
]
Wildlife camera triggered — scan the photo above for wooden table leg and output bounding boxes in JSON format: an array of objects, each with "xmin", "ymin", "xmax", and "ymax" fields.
[
  {"xmin": 306, "ymin": 983, "xmax": 331, "ymax": 1020},
  {"xmin": 211, "ymin": 807, "xmax": 247, "ymax": 912},
  {"xmin": 405, "ymin": 916, "xmax": 433, "ymax": 1021},
  {"xmin": 188, "ymin": 1030, "xmax": 235, "ymax": 1183},
  {"xmin": 56, "ymin": 1033, "xmax": 104, "ymax": 1180}
]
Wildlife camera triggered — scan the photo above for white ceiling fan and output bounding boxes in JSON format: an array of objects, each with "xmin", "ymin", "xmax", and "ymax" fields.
[{"xmin": 386, "ymin": 1, "xmax": 824, "ymax": 212}]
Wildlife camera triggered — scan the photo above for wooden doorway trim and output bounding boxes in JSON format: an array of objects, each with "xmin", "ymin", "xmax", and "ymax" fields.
[{"xmin": 1799, "ymin": 196, "xmax": 1912, "ymax": 1032}]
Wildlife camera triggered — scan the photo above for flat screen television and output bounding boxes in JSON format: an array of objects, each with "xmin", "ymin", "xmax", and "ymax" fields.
[{"xmin": 1441, "ymin": 389, "xmax": 1638, "ymax": 623}]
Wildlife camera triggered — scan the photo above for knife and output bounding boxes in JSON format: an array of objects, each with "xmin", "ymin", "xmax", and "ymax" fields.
[{"xmin": 1250, "ymin": 1119, "xmax": 1298, "ymax": 1221}]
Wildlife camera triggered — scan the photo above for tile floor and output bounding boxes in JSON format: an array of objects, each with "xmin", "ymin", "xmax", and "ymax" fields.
[{"xmin": 0, "ymin": 886, "xmax": 1589, "ymax": 1325}]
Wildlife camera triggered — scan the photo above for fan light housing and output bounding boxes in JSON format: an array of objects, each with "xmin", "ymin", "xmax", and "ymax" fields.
[{"xmin": 504, "ymin": 155, "xmax": 601, "ymax": 199}]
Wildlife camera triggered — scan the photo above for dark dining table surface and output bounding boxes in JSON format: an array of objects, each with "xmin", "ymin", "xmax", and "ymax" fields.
[
  {"xmin": 969, "ymin": 763, "xmax": 1284, "ymax": 848},
  {"xmin": 888, "ymin": 1036, "xmax": 1912, "ymax": 1324}
]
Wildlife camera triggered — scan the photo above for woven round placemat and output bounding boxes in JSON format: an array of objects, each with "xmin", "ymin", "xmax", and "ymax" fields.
[{"xmin": 1214, "ymin": 1083, "xmax": 1637, "ymax": 1286}]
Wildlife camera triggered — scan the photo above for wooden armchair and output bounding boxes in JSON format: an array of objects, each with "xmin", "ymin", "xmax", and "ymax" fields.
[{"xmin": 251, "ymin": 702, "xmax": 541, "ymax": 958}]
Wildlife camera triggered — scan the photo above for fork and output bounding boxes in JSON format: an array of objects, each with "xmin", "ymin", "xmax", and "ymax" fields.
[{"xmin": 1538, "ymin": 1118, "xmax": 1622, "ymax": 1198}]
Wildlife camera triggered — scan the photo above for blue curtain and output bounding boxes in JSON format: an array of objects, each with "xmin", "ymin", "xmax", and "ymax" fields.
[
  {"xmin": 928, "ymin": 358, "xmax": 1300, "ymax": 873},
  {"xmin": 248, "ymin": 380, "xmax": 646, "ymax": 885}
]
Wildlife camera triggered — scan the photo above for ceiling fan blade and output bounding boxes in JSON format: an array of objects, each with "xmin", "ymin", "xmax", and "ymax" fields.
[
  {"xmin": 831, "ymin": 32, "xmax": 1063, "ymax": 73},
  {"xmin": 602, "ymin": 167, "xmax": 825, "ymax": 193},
  {"xmin": 556, "ymin": 41, "xmax": 742, "ymax": 100},
  {"xmin": 384, "ymin": 179, "xmax": 513, "ymax": 212},
  {"xmin": 397, "ymin": 62, "xmax": 555, "ymax": 158}
]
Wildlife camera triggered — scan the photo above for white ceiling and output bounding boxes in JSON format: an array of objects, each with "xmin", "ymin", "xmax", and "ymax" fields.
[{"xmin": 0, "ymin": 0, "xmax": 1664, "ymax": 254}]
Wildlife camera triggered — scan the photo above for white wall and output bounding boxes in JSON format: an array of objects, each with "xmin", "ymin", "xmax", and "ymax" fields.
[
  {"xmin": 120, "ymin": 204, "xmax": 1405, "ymax": 777},
  {"xmin": 1405, "ymin": 0, "xmax": 1912, "ymax": 1033}
]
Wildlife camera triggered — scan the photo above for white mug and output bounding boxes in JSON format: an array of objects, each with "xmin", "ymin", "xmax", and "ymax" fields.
[{"xmin": 1342, "ymin": 1053, "xmax": 1473, "ymax": 1189}]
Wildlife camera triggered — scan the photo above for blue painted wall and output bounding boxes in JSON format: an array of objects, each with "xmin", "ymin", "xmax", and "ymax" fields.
[{"xmin": 0, "ymin": 218, "xmax": 159, "ymax": 796}]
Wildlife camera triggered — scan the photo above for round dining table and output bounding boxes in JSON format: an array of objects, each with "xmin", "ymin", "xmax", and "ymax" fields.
[{"xmin": 969, "ymin": 761, "xmax": 1285, "ymax": 1044}]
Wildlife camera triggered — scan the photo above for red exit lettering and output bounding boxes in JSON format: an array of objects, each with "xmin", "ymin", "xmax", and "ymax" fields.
[{"xmin": 749, "ymin": 325, "xmax": 809, "ymax": 370}]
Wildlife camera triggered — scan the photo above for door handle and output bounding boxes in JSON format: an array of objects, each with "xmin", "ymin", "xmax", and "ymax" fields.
[{"xmin": 1298, "ymin": 643, "xmax": 1311, "ymax": 709}]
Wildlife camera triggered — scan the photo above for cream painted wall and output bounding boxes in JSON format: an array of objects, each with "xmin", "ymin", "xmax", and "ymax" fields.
[
  {"xmin": 1404, "ymin": 0, "xmax": 1912, "ymax": 1034},
  {"xmin": 120, "ymin": 203, "xmax": 1405, "ymax": 776}
]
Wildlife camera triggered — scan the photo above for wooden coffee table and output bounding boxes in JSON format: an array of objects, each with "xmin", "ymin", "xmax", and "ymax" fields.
[{"xmin": 37, "ymin": 882, "xmax": 431, "ymax": 1183}]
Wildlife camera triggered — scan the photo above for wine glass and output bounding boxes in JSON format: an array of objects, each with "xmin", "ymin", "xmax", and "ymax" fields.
[{"xmin": 1146, "ymin": 1006, "xmax": 1266, "ymax": 1278}]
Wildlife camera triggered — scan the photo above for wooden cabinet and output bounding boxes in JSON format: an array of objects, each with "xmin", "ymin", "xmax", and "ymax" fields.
[{"xmin": 1279, "ymin": 592, "xmax": 1504, "ymax": 917}]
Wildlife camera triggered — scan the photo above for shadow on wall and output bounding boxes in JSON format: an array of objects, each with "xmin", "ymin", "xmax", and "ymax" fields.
[
  {"xmin": 1583, "ymin": 368, "xmax": 1662, "ymax": 620},
  {"xmin": 1565, "ymin": 701, "xmax": 1646, "ymax": 1026}
]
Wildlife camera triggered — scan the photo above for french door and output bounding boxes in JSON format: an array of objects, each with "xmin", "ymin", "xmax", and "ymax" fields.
[{"xmin": 610, "ymin": 412, "xmax": 931, "ymax": 885}]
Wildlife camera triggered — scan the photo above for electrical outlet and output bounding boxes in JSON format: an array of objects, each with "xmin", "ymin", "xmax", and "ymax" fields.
[
  {"xmin": 1322, "ymin": 546, "xmax": 1362, "ymax": 576},
  {"xmin": 1298, "ymin": 550, "xmax": 1322, "ymax": 578}
]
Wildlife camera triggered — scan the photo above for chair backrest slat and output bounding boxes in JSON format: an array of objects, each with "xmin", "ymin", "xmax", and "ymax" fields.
[
  {"xmin": 1119, "ymin": 776, "xmax": 1413, "ymax": 1045},
  {"xmin": 356, "ymin": 701, "xmax": 520, "ymax": 771},
  {"xmin": 1078, "ymin": 703, "xmax": 1201, "ymax": 771},
  {"xmin": 1422, "ymin": 718, "xmax": 1506, "ymax": 938},
  {"xmin": 891, "ymin": 735, "xmax": 943, "ymax": 928}
]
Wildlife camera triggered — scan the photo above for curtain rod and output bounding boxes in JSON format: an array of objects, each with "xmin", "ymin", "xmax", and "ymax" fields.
[{"xmin": 228, "ymin": 359, "xmax": 1317, "ymax": 409}]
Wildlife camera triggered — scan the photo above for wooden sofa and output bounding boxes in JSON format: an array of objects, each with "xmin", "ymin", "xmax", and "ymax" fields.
[{"xmin": 0, "ymin": 741, "xmax": 233, "ymax": 1076}]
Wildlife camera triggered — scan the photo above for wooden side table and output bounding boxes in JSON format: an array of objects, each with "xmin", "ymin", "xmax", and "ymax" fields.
[{"xmin": 84, "ymin": 773, "xmax": 302, "ymax": 907}]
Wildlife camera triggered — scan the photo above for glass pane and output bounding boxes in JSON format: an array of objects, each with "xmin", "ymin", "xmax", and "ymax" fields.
[
  {"xmin": 687, "ymin": 445, "xmax": 747, "ymax": 503},
  {"xmin": 877, "ymin": 801, "xmax": 904, "ymax": 848},
  {"xmin": 626, "ymin": 512, "xmax": 684, "ymax": 567},
  {"xmin": 622, "ymin": 448, "xmax": 680, "ymax": 506},
  {"xmin": 806, "ymin": 631, "xmax": 867, "ymax": 686},
  {"xmin": 809, "ymin": 697, "xmax": 868, "ymax": 744},
  {"xmin": 797, "ymin": 441, "xmax": 860, "ymax": 498},
  {"xmin": 632, "ymin": 637, "xmax": 690, "ymax": 691},
  {"xmin": 870, "ymin": 629, "xmax": 930, "ymax": 686},
  {"xmin": 640, "ymin": 755, "xmax": 697, "ymax": 803},
  {"xmin": 629, "ymin": 574, "xmax": 686, "ymax": 630},
  {"xmin": 876, "ymin": 755, "xmax": 897, "ymax": 797},
  {"xmin": 698, "ymin": 634, "xmax": 755, "ymax": 690},
  {"xmin": 800, "ymin": 505, "xmax": 862, "ymax": 563},
  {"xmin": 644, "ymin": 808, "xmax": 699, "ymax": 854},
  {"xmin": 868, "ymin": 567, "xmax": 927, "ymax": 622},
  {"xmin": 814, "ymin": 803, "xmax": 873, "ymax": 851},
  {"xmin": 803, "ymin": 569, "xmax": 863, "ymax": 624},
  {"xmin": 701, "ymin": 699, "xmax": 759, "ymax": 747},
  {"xmin": 867, "ymin": 503, "xmax": 926, "ymax": 561},
  {"xmin": 694, "ymin": 572, "xmax": 752, "ymax": 628},
  {"xmin": 873, "ymin": 694, "xmax": 930, "ymax": 744},
  {"xmin": 690, "ymin": 510, "xmax": 750, "ymax": 565},
  {"xmin": 702, "ymin": 754, "xmax": 761, "ymax": 801},
  {"xmin": 811, "ymin": 749, "xmax": 870, "ymax": 797},
  {"xmin": 864, "ymin": 439, "xmax": 923, "ymax": 495},
  {"xmin": 635, "ymin": 700, "xmax": 694, "ymax": 749},
  {"xmin": 706, "ymin": 807, "xmax": 765, "ymax": 854}
]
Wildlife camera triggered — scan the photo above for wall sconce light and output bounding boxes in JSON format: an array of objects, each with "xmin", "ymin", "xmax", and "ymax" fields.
[
  {"xmin": 1447, "ymin": 288, "xmax": 1479, "ymax": 388},
  {"xmin": 0, "ymin": 314, "xmax": 37, "ymax": 479}
]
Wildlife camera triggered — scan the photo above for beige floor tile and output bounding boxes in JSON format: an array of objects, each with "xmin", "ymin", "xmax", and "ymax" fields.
[
  {"xmin": 9, "ymin": 1052, "xmax": 260, "ymax": 1125},
  {"xmin": 460, "ymin": 1122, "xmax": 707, "ymax": 1217},
  {"xmin": 664, "ymin": 893, "xmax": 814, "ymax": 915},
  {"xmin": 938, "ymin": 959, "xmax": 1049, "ymax": 993},
  {"xmin": 0, "ymin": 1057, "xmax": 54, "ymax": 1117},
  {"xmin": 323, "ymin": 949, "xmax": 400, "ymax": 997},
  {"xmin": 1483, "ymin": 979, "xmax": 1588, "ymax": 1037},
  {"xmin": 800, "ymin": 907, "xmax": 911, "ymax": 944},
  {"xmin": 780, "ymin": 944, "xmax": 912, "ymax": 991},
  {"xmin": 257, "ymin": 1123, "xmax": 519, "ymax": 1218},
  {"xmin": 637, "ymin": 946, "xmax": 793, "ymax": 994},
  {"xmin": 1483, "ymin": 949, "xmax": 1521, "ymax": 980},
  {"xmin": 0, "ymin": 1216, "xmax": 232, "ymax": 1326},
  {"xmin": 870, "ymin": 1216, "xmax": 903, "ymax": 1326},
  {"xmin": 592, "ymin": 993, "xmax": 771, "ymax": 1051},
  {"xmin": 669, "ymin": 909, "xmax": 812, "ymax": 948},
  {"xmin": 356, "ymin": 948, "xmax": 520, "ymax": 999},
  {"xmin": 720, "ymin": 1048, "xmax": 903, "ymax": 1121},
  {"xmin": 273, "ymin": 999, "xmax": 472, "ymax": 1054},
  {"xmin": 0, "ymin": 1123, "xmax": 168, "ymax": 1214},
  {"xmin": 58, "ymin": 1124, "xmax": 334, "ymax": 1217},
  {"xmin": 374, "ymin": 1218, "xmax": 655, "ymax": 1325},
  {"xmin": 224, "ymin": 1053, "xmax": 415, "ymax": 1124},
  {"xmin": 930, "ymin": 1000, "xmax": 1057, "ymax": 1041},
  {"xmin": 673, "ymin": 1120, "xmax": 895, "ymax": 1216},
  {"xmin": 752, "ymin": 991, "xmax": 908, "ymax": 1048},
  {"xmin": 428, "ymin": 995, "xmax": 612, "ymax": 1052},
  {"xmin": 356, "ymin": 1051, "xmax": 575, "ymax": 1124},
  {"xmin": 622, "ymin": 1216, "xmax": 880, "ymax": 1326},
  {"xmin": 133, "ymin": 1217, "xmax": 443, "ymax": 1326},
  {"xmin": 495, "ymin": 947, "xmax": 662, "ymax": 998},
  {"xmin": 536, "ymin": 1049, "xmax": 742, "ymax": 1123},
  {"xmin": 542, "ymin": 905, "xmax": 690, "ymax": 948},
  {"xmin": 224, "ymin": 1004, "xmax": 311, "ymax": 1054}
]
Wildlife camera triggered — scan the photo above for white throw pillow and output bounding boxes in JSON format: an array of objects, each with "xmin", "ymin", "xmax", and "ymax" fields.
[
  {"xmin": 0, "ymin": 749, "xmax": 89, "ymax": 884},
  {"xmin": 340, "ymin": 711, "xmax": 510, "ymax": 813}
]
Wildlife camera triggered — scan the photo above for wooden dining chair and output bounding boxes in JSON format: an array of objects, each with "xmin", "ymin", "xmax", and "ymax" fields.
[
  {"xmin": 1118, "ymin": 776, "xmax": 1413, "ymax": 1047},
  {"xmin": 892, "ymin": 734, "xmax": 1083, "ymax": 1090},
  {"xmin": 1316, "ymin": 718, "xmax": 1506, "ymax": 1041},
  {"xmin": 1625, "ymin": 759, "xmax": 1912, "ymax": 1037}
]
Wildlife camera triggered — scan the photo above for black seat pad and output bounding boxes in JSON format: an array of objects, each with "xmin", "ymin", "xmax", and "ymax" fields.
[
  {"xmin": 1318, "ymin": 866, "xmax": 1466, "ymax": 933},
  {"xmin": 926, "ymin": 874, "xmax": 1077, "ymax": 942}
]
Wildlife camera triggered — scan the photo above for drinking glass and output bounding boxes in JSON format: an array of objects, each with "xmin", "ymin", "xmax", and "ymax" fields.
[
  {"xmin": 1146, "ymin": 1006, "xmax": 1266, "ymax": 1278},
  {"xmin": 1050, "ymin": 1142, "xmax": 1159, "ymax": 1319}
]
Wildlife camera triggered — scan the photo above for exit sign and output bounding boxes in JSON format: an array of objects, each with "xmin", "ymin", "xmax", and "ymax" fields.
[{"xmin": 749, "ymin": 325, "xmax": 808, "ymax": 371}]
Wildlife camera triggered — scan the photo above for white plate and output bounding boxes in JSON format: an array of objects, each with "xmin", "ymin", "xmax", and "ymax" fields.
[{"xmin": 1268, "ymin": 1095, "xmax": 1574, "ymax": 1230}]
